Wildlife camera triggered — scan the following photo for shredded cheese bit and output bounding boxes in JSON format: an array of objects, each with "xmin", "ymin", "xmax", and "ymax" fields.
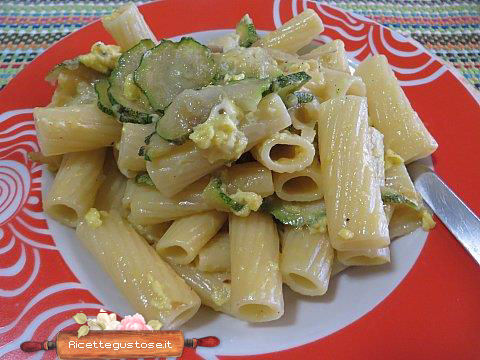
[
  {"xmin": 85, "ymin": 208, "xmax": 103, "ymax": 228},
  {"xmin": 189, "ymin": 98, "xmax": 247, "ymax": 164},
  {"xmin": 230, "ymin": 190, "xmax": 263, "ymax": 217},
  {"xmin": 78, "ymin": 42, "xmax": 121, "ymax": 74},
  {"xmin": 338, "ymin": 228, "xmax": 354, "ymax": 240},
  {"xmin": 385, "ymin": 148, "xmax": 404, "ymax": 170},
  {"xmin": 421, "ymin": 209, "xmax": 436, "ymax": 231}
]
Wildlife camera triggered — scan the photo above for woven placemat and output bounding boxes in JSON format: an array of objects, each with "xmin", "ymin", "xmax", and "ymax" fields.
[{"xmin": 0, "ymin": 0, "xmax": 478, "ymax": 91}]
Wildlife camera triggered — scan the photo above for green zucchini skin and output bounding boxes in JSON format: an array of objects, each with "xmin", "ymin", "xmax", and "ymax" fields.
[
  {"xmin": 261, "ymin": 196, "xmax": 327, "ymax": 230},
  {"xmin": 95, "ymin": 78, "xmax": 114, "ymax": 116},
  {"xmin": 381, "ymin": 188, "xmax": 419, "ymax": 210},
  {"xmin": 203, "ymin": 177, "xmax": 246, "ymax": 213},
  {"xmin": 270, "ymin": 71, "xmax": 312, "ymax": 102},
  {"xmin": 107, "ymin": 39, "xmax": 158, "ymax": 124},
  {"xmin": 135, "ymin": 172, "xmax": 155, "ymax": 187},
  {"xmin": 285, "ymin": 91, "xmax": 315, "ymax": 108},
  {"xmin": 134, "ymin": 37, "xmax": 217, "ymax": 111},
  {"xmin": 236, "ymin": 14, "xmax": 260, "ymax": 47}
]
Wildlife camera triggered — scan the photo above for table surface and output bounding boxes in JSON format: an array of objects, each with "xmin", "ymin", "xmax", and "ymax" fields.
[{"xmin": 0, "ymin": 0, "xmax": 479, "ymax": 91}]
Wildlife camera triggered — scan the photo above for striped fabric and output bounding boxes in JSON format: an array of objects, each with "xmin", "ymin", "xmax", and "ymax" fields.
[{"xmin": 0, "ymin": 0, "xmax": 479, "ymax": 90}]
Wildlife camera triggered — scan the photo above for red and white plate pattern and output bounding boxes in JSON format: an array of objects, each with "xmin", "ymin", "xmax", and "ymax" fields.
[{"xmin": 0, "ymin": 1, "xmax": 479, "ymax": 359}]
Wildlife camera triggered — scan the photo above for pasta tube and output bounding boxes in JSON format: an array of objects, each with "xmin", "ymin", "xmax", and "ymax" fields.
[
  {"xmin": 34, "ymin": 104, "xmax": 122, "ymax": 156},
  {"xmin": 127, "ymin": 177, "xmax": 212, "ymax": 224},
  {"xmin": 289, "ymin": 100, "xmax": 321, "ymax": 143},
  {"xmin": 117, "ymin": 123, "xmax": 152, "ymax": 178},
  {"xmin": 301, "ymin": 39, "xmax": 349, "ymax": 73},
  {"xmin": 196, "ymin": 232, "xmax": 230, "ymax": 272},
  {"xmin": 355, "ymin": 55, "xmax": 438, "ymax": 162},
  {"xmin": 44, "ymin": 148, "xmax": 105, "ymax": 227},
  {"xmin": 337, "ymin": 247, "xmax": 390, "ymax": 266},
  {"xmin": 317, "ymin": 95, "xmax": 389, "ymax": 251},
  {"xmin": 273, "ymin": 158, "xmax": 323, "ymax": 202},
  {"xmin": 229, "ymin": 212, "xmax": 283, "ymax": 322},
  {"xmin": 255, "ymin": 9, "xmax": 324, "ymax": 54},
  {"xmin": 76, "ymin": 211, "xmax": 200, "ymax": 328},
  {"xmin": 252, "ymin": 130, "xmax": 315, "ymax": 173},
  {"xmin": 156, "ymin": 211, "xmax": 227, "ymax": 265},
  {"xmin": 316, "ymin": 68, "xmax": 366, "ymax": 101},
  {"xmin": 102, "ymin": 2, "xmax": 157, "ymax": 51},
  {"xmin": 280, "ymin": 227, "xmax": 333, "ymax": 296},
  {"xmin": 223, "ymin": 162, "xmax": 274, "ymax": 198},
  {"xmin": 168, "ymin": 262, "xmax": 233, "ymax": 315},
  {"xmin": 94, "ymin": 150, "xmax": 127, "ymax": 212}
]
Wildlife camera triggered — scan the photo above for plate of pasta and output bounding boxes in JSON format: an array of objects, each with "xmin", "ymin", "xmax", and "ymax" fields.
[{"xmin": 1, "ymin": 0, "xmax": 479, "ymax": 359}]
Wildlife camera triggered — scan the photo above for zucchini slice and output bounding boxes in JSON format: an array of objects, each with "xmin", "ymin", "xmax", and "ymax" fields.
[
  {"xmin": 134, "ymin": 37, "xmax": 217, "ymax": 111},
  {"xmin": 236, "ymin": 14, "xmax": 260, "ymax": 47},
  {"xmin": 108, "ymin": 39, "xmax": 157, "ymax": 124},
  {"xmin": 285, "ymin": 91, "xmax": 315, "ymax": 108},
  {"xmin": 261, "ymin": 196, "xmax": 327, "ymax": 232},
  {"xmin": 271, "ymin": 71, "xmax": 312, "ymax": 102},
  {"xmin": 214, "ymin": 47, "xmax": 282, "ymax": 80},
  {"xmin": 381, "ymin": 187, "xmax": 419, "ymax": 210},
  {"xmin": 95, "ymin": 78, "xmax": 114, "ymax": 115},
  {"xmin": 155, "ymin": 78, "xmax": 270, "ymax": 143},
  {"xmin": 204, "ymin": 177, "xmax": 246, "ymax": 214},
  {"xmin": 135, "ymin": 172, "xmax": 155, "ymax": 187}
]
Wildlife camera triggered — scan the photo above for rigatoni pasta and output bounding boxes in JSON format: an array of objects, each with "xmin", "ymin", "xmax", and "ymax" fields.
[
  {"xmin": 255, "ymin": 9, "xmax": 324, "ymax": 53},
  {"xmin": 76, "ymin": 211, "xmax": 200, "ymax": 328},
  {"xmin": 34, "ymin": 104, "xmax": 122, "ymax": 156},
  {"xmin": 196, "ymin": 232, "xmax": 230, "ymax": 272},
  {"xmin": 117, "ymin": 123, "xmax": 153, "ymax": 177},
  {"xmin": 273, "ymin": 158, "xmax": 323, "ymax": 202},
  {"xmin": 102, "ymin": 2, "xmax": 157, "ymax": 51},
  {"xmin": 301, "ymin": 39, "xmax": 349, "ymax": 73},
  {"xmin": 37, "ymin": 4, "xmax": 438, "ymax": 328},
  {"xmin": 337, "ymin": 247, "xmax": 390, "ymax": 266},
  {"xmin": 229, "ymin": 212, "xmax": 283, "ymax": 322},
  {"xmin": 280, "ymin": 227, "xmax": 333, "ymax": 296},
  {"xmin": 44, "ymin": 148, "xmax": 105, "ymax": 227},
  {"xmin": 127, "ymin": 177, "xmax": 212, "ymax": 224},
  {"xmin": 156, "ymin": 211, "xmax": 227, "ymax": 264},
  {"xmin": 252, "ymin": 130, "xmax": 315, "ymax": 173},
  {"xmin": 317, "ymin": 95, "xmax": 390, "ymax": 251},
  {"xmin": 355, "ymin": 55, "xmax": 438, "ymax": 162}
]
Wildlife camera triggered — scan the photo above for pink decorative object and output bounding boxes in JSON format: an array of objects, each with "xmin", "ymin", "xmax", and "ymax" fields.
[{"xmin": 117, "ymin": 314, "xmax": 153, "ymax": 331}]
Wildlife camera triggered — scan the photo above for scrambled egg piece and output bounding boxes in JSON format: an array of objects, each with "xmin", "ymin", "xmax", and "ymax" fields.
[
  {"xmin": 123, "ymin": 73, "xmax": 142, "ymax": 101},
  {"xmin": 421, "ymin": 209, "xmax": 436, "ymax": 231},
  {"xmin": 189, "ymin": 98, "xmax": 247, "ymax": 164},
  {"xmin": 148, "ymin": 274, "xmax": 172, "ymax": 311},
  {"xmin": 230, "ymin": 190, "xmax": 263, "ymax": 217},
  {"xmin": 85, "ymin": 208, "xmax": 103, "ymax": 228},
  {"xmin": 78, "ymin": 42, "xmax": 121, "ymax": 74},
  {"xmin": 385, "ymin": 148, "xmax": 405, "ymax": 170},
  {"xmin": 338, "ymin": 228, "xmax": 354, "ymax": 240},
  {"xmin": 309, "ymin": 216, "xmax": 328, "ymax": 234},
  {"xmin": 224, "ymin": 73, "xmax": 245, "ymax": 82}
]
